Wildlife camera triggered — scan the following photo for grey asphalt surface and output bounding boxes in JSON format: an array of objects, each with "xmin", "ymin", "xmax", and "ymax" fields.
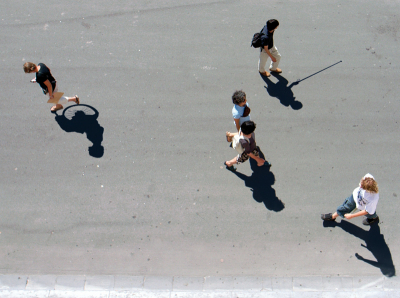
[{"xmin": 1, "ymin": 0, "xmax": 400, "ymax": 279}]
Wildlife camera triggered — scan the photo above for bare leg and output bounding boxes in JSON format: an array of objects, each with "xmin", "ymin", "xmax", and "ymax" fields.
[
  {"xmin": 51, "ymin": 104, "xmax": 64, "ymax": 112},
  {"xmin": 331, "ymin": 212, "xmax": 339, "ymax": 220},
  {"xmin": 225, "ymin": 156, "xmax": 238, "ymax": 167},
  {"xmin": 66, "ymin": 95, "xmax": 79, "ymax": 104}
]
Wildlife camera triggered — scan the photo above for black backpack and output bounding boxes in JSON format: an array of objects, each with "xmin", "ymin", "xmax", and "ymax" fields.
[{"xmin": 251, "ymin": 28, "xmax": 264, "ymax": 48}]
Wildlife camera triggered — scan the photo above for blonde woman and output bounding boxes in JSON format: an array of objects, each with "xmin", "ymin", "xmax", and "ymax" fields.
[{"xmin": 321, "ymin": 174, "xmax": 380, "ymax": 226}]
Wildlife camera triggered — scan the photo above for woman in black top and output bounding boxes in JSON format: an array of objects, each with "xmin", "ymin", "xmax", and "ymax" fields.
[{"xmin": 23, "ymin": 62, "xmax": 79, "ymax": 112}]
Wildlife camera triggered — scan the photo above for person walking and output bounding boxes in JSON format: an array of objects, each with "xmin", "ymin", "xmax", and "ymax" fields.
[
  {"xmin": 23, "ymin": 62, "xmax": 79, "ymax": 112},
  {"xmin": 321, "ymin": 173, "xmax": 380, "ymax": 226},
  {"xmin": 258, "ymin": 19, "xmax": 282, "ymax": 77},
  {"xmin": 231, "ymin": 90, "xmax": 251, "ymax": 132},
  {"xmin": 224, "ymin": 121, "xmax": 270, "ymax": 171}
]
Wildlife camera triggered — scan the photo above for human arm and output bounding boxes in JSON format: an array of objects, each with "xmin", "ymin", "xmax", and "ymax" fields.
[
  {"xmin": 43, "ymin": 80, "xmax": 54, "ymax": 98},
  {"xmin": 248, "ymin": 152, "xmax": 265, "ymax": 166},
  {"xmin": 263, "ymin": 46, "xmax": 276, "ymax": 62},
  {"xmin": 344, "ymin": 210, "xmax": 368, "ymax": 219},
  {"xmin": 234, "ymin": 118, "xmax": 241, "ymax": 132}
]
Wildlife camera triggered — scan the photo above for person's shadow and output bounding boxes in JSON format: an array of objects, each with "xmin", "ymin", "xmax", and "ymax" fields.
[
  {"xmin": 229, "ymin": 150, "xmax": 285, "ymax": 212},
  {"xmin": 261, "ymin": 72, "xmax": 303, "ymax": 110},
  {"xmin": 323, "ymin": 220, "xmax": 395, "ymax": 277},
  {"xmin": 54, "ymin": 104, "xmax": 104, "ymax": 158}
]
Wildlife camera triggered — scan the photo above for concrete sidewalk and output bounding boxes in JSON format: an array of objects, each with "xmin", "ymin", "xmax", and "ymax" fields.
[{"xmin": 1, "ymin": 274, "xmax": 400, "ymax": 297}]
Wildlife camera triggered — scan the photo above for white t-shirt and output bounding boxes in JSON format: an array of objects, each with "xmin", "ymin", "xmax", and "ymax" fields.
[{"xmin": 352, "ymin": 173, "xmax": 379, "ymax": 214}]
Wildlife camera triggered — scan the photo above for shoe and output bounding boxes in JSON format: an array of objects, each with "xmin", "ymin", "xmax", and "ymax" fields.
[
  {"xmin": 224, "ymin": 161, "xmax": 236, "ymax": 172},
  {"xmin": 75, "ymin": 95, "xmax": 80, "ymax": 105},
  {"xmin": 363, "ymin": 216, "xmax": 379, "ymax": 226},
  {"xmin": 270, "ymin": 68, "xmax": 282, "ymax": 73},
  {"xmin": 259, "ymin": 71, "xmax": 271, "ymax": 77},
  {"xmin": 321, "ymin": 213, "xmax": 336, "ymax": 221}
]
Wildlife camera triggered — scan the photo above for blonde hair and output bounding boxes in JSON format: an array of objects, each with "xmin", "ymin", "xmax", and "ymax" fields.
[
  {"xmin": 361, "ymin": 177, "xmax": 378, "ymax": 193},
  {"xmin": 23, "ymin": 62, "xmax": 36, "ymax": 73}
]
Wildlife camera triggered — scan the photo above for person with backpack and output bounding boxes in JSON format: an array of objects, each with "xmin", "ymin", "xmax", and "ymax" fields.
[
  {"xmin": 23, "ymin": 62, "xmax": 79, "ymax": 112},
  {"xmin": 231, "ymin": 90, "xmax": 251, "ymax": 132},
  {"xmin": 258, "ymin": 19, "xmax": 282, "ymax": 77},
  {"xmin": 224, "ymin": 121, "xmax": 269, "ymax": 171}
]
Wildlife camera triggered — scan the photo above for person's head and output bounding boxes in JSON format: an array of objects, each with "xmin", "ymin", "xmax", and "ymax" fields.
[
  {"xmin": 232, "ymin": 90, "xmax": 246, "ymax": 106},
  {"xmin": 241, "ymin": 120, "xmax": 256, "ymax": 135},
  {"xmin": 267, "ymin": 19, "xmax": 279, "ymax": 32},
  {"xmin": 361, "ymin": 177, "xmax": 378, "ymax": 193},
  {"xmin": 23, "ymin": 62, "xmax": 37, "ymax": 73}
]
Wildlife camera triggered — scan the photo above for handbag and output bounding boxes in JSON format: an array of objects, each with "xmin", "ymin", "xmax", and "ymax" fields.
[{"xmin": 232, "ymin": 131, "xmax": 250, "ymax": 154}]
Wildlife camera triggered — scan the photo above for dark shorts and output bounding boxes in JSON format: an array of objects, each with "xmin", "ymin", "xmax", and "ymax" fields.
[{"xmin": 237, "ymin": 148, "xmax": 259, "ymax": 164}]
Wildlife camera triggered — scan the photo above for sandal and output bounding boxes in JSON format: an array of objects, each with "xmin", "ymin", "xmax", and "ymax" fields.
[
  {"xmin": 224, "ymin": 161, "xmax": 236, "ymax": 172},
  {"xmin": 75, "ymin": 95, "xmax": 80, "ymax": 105},
  {"xmin": 259, "ymin": 71, "xmax": 271, "ymax": 77},
  {"xmin": 321, "ymin": 213, "xmax": 336, "ymax": 221},
  {"xmin": 269, "ymin": 68, "xmax": 282, "ymax": 73}
]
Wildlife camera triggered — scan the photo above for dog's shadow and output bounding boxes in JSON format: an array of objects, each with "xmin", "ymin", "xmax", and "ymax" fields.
[
  {"xmin": 230, "ymin": 150, "xmax": 284, "ymax": 212},
  {"xmin": 323, "ymin": 220, "xmax": 395, "ymax": 277},
  {"xmin": 55, "ymin": 104, "xmax": 104, "ymax": 158}
]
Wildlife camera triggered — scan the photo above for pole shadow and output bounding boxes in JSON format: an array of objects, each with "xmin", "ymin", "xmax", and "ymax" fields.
[
  {"xmin": 54, "ymin": 104, "xmax": 105, "ymax": 158},
  {"xmin": 261, "ymin": 72, "xmax": 303, "ymax": 110},
  {"xmin": 261, "ymin": 61, "xmax": 342, "ymax": 110},
  {"xmin": 228, "ymin": 150, "xmax": 285, "ymax": 212},
  {"xmin": 323, "ymin": 220, "xmax": 395, "ymax": 277}
]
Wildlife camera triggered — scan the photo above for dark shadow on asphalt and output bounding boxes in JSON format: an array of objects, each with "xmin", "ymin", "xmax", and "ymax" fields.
[
  {"xmin": 228, "ymin": 150, "xmax": 285, "ymax": 212},
  {"xmin": 323, "ymin": 220, "xmax": 395, "ymax": 277},
  {"xmin": 54, "ymin": 104, "xmax": 104, "ymax": 158},
  {"xmin": 261, "ymin": 72, "xmax": 303, "ymax": 110}
]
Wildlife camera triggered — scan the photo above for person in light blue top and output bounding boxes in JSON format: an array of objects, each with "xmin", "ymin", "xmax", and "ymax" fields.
[{"xmin": 231, "ymin": 90, "xmax": 251, "ymax": 132}]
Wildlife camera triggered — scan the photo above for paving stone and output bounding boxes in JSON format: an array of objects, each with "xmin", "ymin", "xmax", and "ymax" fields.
[
  {"xmin": 261, "ymin": 277, "xmax": 273, "ymax": 291},
  {"xmin": 232, "ymin": 276, "xmax": 263, "ymax": 291},
  {"xmin": 55, "ymin": 275, "xmax": 85, "ymax": 291},
  {"xmin": 113, "ymin": 275, "xmax": 144, "ymax": 291},
  {"xmin": 232, "ymin": 291, "xmax": 291, "ymax": 298},
  {"xmin": 352, "ymin": 276, "xmax": 385, "ymax": 291},
  {"xmin": 293, "ymin": 276, "xmax": 323, "ymax": 291},
  {"xmin": 85, "ymin": 275, "xmax": 114, "ymax": 290},
  {"xmin": 26, "ymin": 275, "xmax": 57, "ymax": 290},
  {"xmin": 383, "ymin": 275, "xmax": 400, "ymax": 290},
  {"xmin": 321, "ymin": 276, "xmax": 354, "ymax": 291},
  {"xmin": 49, "ymin": 290, "xmax": 109, "ymax": 298},
  {"xmin": 271, "ymin": 277, "xmax": 292, "ymax": 291},
  {"xmin": 173, "ymin": 276, "xmax": 204, "ymax": 291},
  {"xmin": 172, "ymin": 292, "xmax": 232, "ymax": 298},
  {"xmin": 0, "ymin": 275, "xmax": 28, "ymax": 290},
  {"xmin": 204, "ymin": 276, "xmax": 234, "ymax": 291},
  {"xmin": 0, "ymin": 290, "xmax": 50, "ymax": 298},
  {"xmin": 144, "ymin": 276, "xmax": 173, "ymax": 291}
]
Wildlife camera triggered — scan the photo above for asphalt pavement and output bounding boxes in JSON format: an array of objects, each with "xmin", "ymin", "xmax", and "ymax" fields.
[{"xmin": 1, "ymin": 0, "xmax": 399, "ymax": 285}]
